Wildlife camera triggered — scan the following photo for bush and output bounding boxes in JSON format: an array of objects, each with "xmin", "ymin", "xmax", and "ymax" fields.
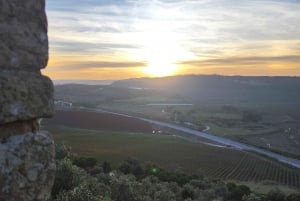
[
  {"xmin": 118, "ymin": 158, "xmax": 144, "ymax": 178},
  {"xmin": 102, "ymin": 161, "xmax": 112, "ymax": 173},
  {"xmin": 181, "ymin": 184, "xmax": 195, "ymax": 200},
  {"xmin": 227, "ymin": 183, "xmax": 251, "ymax": 201},
  {"xmin": 242, "ymin": 193, "xmax": 261, "ymax": 201},
  {"xmin": 110, "ymin": 175, "xmax": 136, "ymax": 201},
  {"xmin": 266, "ymin": 188, "xmax": 285, "ymax": 201},
  {"xmin": 239, "ymin": 185, "xmax": 251, "ymax": 196},
  {"xmin": 55, "ymin": 184, "xmax": 102, "ymax": 201},
  {"xmin": 52, "ymin": 159, "xmax": 87, "ymax": 198},
  {"xmin": 212, "ymin": 184, "xmax": 229, "ymax": 199},
  {"xmin": 189, "ymin": 179, "xmax": 212, "ymax": 190},
  {"xmin": 55, "ymin": 144, "xmax": 72, "ymax": 160},
  {"xmin": 286, "ymin": 193, "xmax": 300, "ymax": 201},
  {"xmin": 73, "ymin": 157, "xmax": 97, "ymax": 169},
  {"xmin": 226, "ymin": 182, "xmax": 237, "ymax": 192}
]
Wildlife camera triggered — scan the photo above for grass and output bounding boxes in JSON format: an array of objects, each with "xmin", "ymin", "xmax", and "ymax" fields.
[
  {"xmin": 207, "ymin": 123, "xmax": 277, "ymax": 137},
  {"xmin": 45, "ymin": 124, "xmax": 216, "ymax": 172}
]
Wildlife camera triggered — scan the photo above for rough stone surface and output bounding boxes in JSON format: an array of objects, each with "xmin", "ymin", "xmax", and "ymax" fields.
[
  {"xmin": 0, "ymin": 0, "xmax": 48, "ymax": 71},
  {"xmin": 0, "ymin": 131, "xmax": 56, "ymax": 201},
  {"xmin": 0, "ymin": 71, "xmax": 54, "ymax": 124},
  {"xmin": 0, "ymin": 1, "xmax": 56, "ymax": 200}
]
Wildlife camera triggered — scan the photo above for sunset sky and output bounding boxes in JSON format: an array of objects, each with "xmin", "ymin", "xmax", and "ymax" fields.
[{"xmin": 43, "ymin": 0, "xmax": 300, "ymax": 80}]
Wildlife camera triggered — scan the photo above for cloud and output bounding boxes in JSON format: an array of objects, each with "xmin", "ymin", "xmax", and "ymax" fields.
[
  {"xmin": 48, "ymin": 61, "xmax": 147, "ymax": 71},
  {"xmin": 50, "ymin": 40, "xmax": 140, "ymax": 54},
  {"xmin": 179, "ymin": 55, "xmax": 300, "ymax": 66}
]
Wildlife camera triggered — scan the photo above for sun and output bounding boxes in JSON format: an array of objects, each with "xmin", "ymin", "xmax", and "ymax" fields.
[
  {"xmin": 133, "ymin": 17, "xmax": 194, "ymax": 77},
  {"xmin": 144, "ymin": 59, "xmax": 178, "ymax": 77}
]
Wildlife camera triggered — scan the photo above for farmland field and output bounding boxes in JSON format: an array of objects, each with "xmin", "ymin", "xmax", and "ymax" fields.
[
  {"xmin": 47, "ymin": 110, "xmax": 152, "ymax": 133},
  {"xmin": 44, "ymin": 110, "xmax": 300, "ymax": 188}
]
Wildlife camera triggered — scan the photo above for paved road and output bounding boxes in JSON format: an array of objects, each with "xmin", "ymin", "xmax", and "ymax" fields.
[{"xmin": 99, "ymin": 109, "xmax": 300, "ymax": 169}]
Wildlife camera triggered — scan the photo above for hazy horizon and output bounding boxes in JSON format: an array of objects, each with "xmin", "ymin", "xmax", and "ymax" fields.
[{"xmin": 52, "ymin": 73, "xmax": 300, "ymax": 81}]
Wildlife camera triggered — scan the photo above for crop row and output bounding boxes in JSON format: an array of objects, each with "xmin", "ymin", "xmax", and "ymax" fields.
[{"xmin": 200, "ymin": 152, "xmax": 300, "ymax": 187}]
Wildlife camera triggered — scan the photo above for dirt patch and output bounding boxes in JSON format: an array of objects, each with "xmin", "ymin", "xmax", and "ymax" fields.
[{"xmin": 45, "ymin": 110, "xmax": 153, "ymax": 133}]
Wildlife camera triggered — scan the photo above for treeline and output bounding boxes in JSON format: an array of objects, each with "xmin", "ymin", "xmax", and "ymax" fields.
[{"xmin": 50, "ymin": 144, "xmax": 300, "ymax": 201}]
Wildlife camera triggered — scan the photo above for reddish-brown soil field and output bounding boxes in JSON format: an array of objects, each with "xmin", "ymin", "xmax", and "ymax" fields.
[{"xmin": 45, "ymin": 110, "xmax": 153, "ymax": 133}]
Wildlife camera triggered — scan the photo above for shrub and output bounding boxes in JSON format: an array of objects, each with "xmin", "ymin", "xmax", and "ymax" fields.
[
  {"xmin": 52, "ymin": 159, "xmax": 86, "ymax": 198},
  {"xmin": 181, "ymin": 184, "xmax": 196, "ymax": 200},
  {"xmin": 189, "ymin": 179, "xmax": 212, "ymax": 190},
  {"xmin": 266, "ymin": 188, "xmax": 285, "ymax": 201},
  {"xmin": 227, "ymin": 183, "xmax": 251, "ymax": 201},
  {"xmin": 55, "ymin": 144, "xmax": 72, "ymax": 160},
  {"xmin": 286, "ymin": 193, "xmax": 300, "ymax": 201},
  {"xmin": 73, "ymin": 157, "xmax": 97, "ymax": 169},
  {"xmin": 102, "ymin": 161, "xmax": 112, "ymax": 173},
  {"xmin": 242, "ymin": 193, "xmax": 261, "ymax": 201},
  {"xmin": 118, "ymin": 158, "xmax": 145, "ymax": 178},
  {"xmin": 226, "ymin": 182, "xmax": 237, "ymax": 192}
]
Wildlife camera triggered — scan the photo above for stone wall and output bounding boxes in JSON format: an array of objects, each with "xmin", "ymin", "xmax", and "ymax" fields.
[{"xmin": 0, "ymin": 0, "xmax": 56, "ymax": 200}]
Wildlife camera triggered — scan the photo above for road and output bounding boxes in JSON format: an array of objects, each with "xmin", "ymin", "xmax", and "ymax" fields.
[{"xmin": 99, "ymin": 109, "xmax": 300, "ymax": 169}]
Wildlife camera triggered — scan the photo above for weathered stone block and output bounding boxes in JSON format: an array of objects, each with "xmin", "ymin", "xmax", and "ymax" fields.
[
  {"xmin": 0, "ymin": 131, "xmax": 56, "ymax": 201},
  {"xmin": 0, "ymin": 71, "xmax": 54, "ymax": 124},
  {"xmin": 0, "ymin": 0, "xmax": 48, "ymax": 71}
]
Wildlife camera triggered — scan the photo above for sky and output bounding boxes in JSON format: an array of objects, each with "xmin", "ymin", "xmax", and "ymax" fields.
[{"xmin": 43, "ymin": 0, "xmax": 300, "ymax": 80}]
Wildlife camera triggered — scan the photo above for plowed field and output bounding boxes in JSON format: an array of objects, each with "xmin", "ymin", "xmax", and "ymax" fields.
[{"xmin": 46, "ymin": 110, "xmax": 152, "ymax": 133}]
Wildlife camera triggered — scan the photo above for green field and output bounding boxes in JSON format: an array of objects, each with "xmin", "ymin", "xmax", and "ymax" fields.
[
  {"xmin": 46, "ymin": 124, "xmax": 221, "ymax": 171},
  {"xmin": 45, "ymin": 124, "xmax": 300, "ymax": 188},
  {"xmin": 95, "ymin": 102, "xmax": 300, "ymax": 157}
]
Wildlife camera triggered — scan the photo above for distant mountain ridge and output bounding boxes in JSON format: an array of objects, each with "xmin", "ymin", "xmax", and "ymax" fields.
[
  {"xmin": 111, "ymin": 75, "xmax": 300, "ymax": 104},
  {"xmin": 53, "ymin": 80, "xmax": 114, "ymax": 85}
]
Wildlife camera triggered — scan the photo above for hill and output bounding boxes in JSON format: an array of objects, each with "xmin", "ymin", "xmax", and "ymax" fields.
[{"xmin": 112, "ymin": 75, "xmax": 300, "ymax": 105}]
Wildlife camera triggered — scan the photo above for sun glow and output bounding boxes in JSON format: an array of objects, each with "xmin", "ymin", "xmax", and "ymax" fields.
[
  {"xmin": 144, "ymin": 60, "xmax": 178, "ymax": 77},
  {"xmin": 130, "ymin": 10, "xmax": 194, "ymax": 77}
]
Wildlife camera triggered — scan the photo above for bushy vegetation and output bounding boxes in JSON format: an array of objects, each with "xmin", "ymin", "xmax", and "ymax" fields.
[{"xmin": 50, "ymin": 144, "xmax": 300, "ymax": 201}]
